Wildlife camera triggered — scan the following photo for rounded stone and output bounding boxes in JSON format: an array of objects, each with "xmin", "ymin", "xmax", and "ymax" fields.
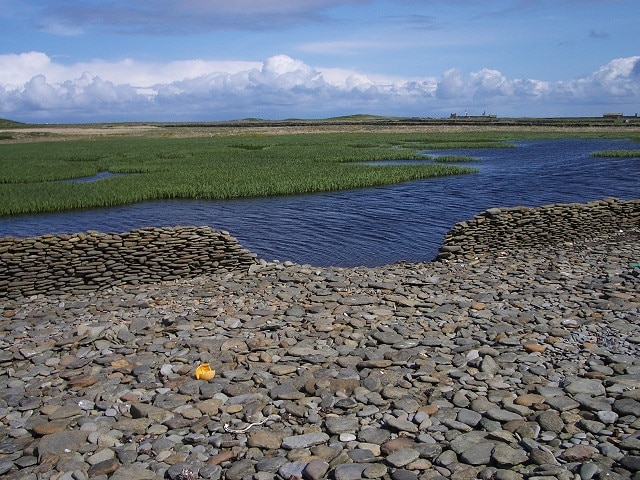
[
  {"xmin": 386, "ymin": 448, "xmax": 420, "ymax": 468},
  {"xmin": 363, "ymin": 463, "xmax": 387, "ymax": 479},
  {"xmin": 537, "ymin": 411, "xmax": 565, "ymax": 433}
]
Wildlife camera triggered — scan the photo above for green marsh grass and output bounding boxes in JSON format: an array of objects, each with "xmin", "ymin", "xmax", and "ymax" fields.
[
  {"xmin": 590, "ymin": 150, "xmax": 640, "ymax": 158},
  {"xmin": 431, "ymin": 155, "xmax": 479, "ymax": 163},
  {"xmin": 0, "ymin": 132, "xmax": 479, "ymax": 216},
  {"xmin": 3, "ymin": 129, "xmax": 638, "ymax": 217}
]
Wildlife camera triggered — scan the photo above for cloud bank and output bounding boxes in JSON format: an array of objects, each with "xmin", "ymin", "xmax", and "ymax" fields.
[{"xmin": 1, "ymin": 52, "xmax": 638, "ymax": 122}]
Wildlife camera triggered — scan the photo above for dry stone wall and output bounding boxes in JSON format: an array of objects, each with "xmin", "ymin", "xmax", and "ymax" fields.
[
  {"xmin": 0, "ymin": 226, "xmax": 257, "ymax": 300},
  {"xmin": 1, "ymin": 198, "xmax": 638, "ymax": 299},
  {"xmin": 437, "ymin": 197, "xmax": 640, "ymax": 261}
]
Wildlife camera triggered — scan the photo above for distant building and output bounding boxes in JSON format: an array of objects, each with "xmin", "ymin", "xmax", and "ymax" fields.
[
  {"xmin": 603, "ymin": 113, "xmax": 623, "ymax": 118},
  {"xmin": 450, "ymin": 113, "xmax": 497, "ymax": 119}
]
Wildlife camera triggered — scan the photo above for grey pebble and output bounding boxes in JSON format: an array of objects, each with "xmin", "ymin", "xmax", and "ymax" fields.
[
  {"xmin": 363, "ymin": 463, "xmax": 387, "ymax": 479},
  {"xmin": 334, "ymin": 463, "xmax": 367, "ymax": 480},
  {"xmin": 457, "ymin": 408, "xmax": 483, "ymax": 427},
  {"xmin": 390, "ymin": 469, "xmax": 419, "ymax": 480},
  {"xmin": 580, "ymin": 462, "xmax": 599, "ymax": 479},
  {"xmin": 278, "ymin": 461, "xmax": 308, "ymax": 480},
  {"xmin": 385, "ymin": 448, "xmax": 420, "ymax": 468},
  {"xmin": 325, "ymin": 416, "xmax": 360, "ymax": 434},
  {"xmin": 282, "ymin": 432, "xmax": 330, "ymax": 450},
  {"xmin": 358, "ymin": 428, "xmax": 391, "ymax": 445},
  {"xmin": 302, "ymin": 459, "xmax": 330, "ymax": 480},
  {"xmin": 459, "ymin": 442, "xmax": 496, "ymax": 465},
  {"xmin": 491, "ymin": 444, "xmax": 529, "ymax": 467},
  {"xmin": 385, "ymin": 416, "xmax": 419, "ymax": 434},
  {"xmin": 0, "ymin": 459, "xmax": 15, "ymax": 475}
]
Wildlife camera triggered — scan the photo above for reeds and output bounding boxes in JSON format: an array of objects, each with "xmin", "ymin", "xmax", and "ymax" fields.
[
  {"xmin": 590, "ymin": 150, "xmax": 640, "ymax": 158},
  {"xmin": 0, "ymin": 133, "xmax": 477, "ymax": 216},
  {"xmin": 4, "ymin": 130, "xmax": 636, "ymax": 217}
]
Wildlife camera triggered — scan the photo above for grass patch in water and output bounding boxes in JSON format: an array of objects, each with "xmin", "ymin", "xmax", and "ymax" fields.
[
  {"xmin": 3, "ymin": 128, "xmax": 637, "ymax": 217},
  {"xmin": 0, "ymin": 132, "xmax": 477, "ymax": 216},
  {"xmin": 590, "ymin": 150, "xmax": 640, "ymax": 158}
]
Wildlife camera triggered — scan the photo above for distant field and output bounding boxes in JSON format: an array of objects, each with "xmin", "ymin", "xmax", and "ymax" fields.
[
  {"xmin": 1, "ymin": 114, "xmax": 640, "ymax": 142},
  {"xmin": 1, "ymin": 116, "xmax": 638, "ymax": 217}
]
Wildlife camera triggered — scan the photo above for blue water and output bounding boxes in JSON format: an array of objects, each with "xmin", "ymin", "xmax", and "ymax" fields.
[{"xmin": 1, "ymin": 139, "xmax": 638, "ymax": 267}]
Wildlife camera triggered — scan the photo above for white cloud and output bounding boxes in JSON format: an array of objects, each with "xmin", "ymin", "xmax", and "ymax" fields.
[
  {"xmin": 252, "ymin": 55, "xmax": 324, "ymax": 89},
  {"xmin": 436, "ymin": 69, "xmax": 467, "ymax": 100},
  {"xmin": 0, "ymin": 52, "xmax": 261, "ymax": 88},
  {"xmin": 0, "ymin": 52, "xmax": 56, "ymax": 87},
  {"xmin": 470, "ymin": 68, "xmax": 512, "ymax": 97},
  {"xmin": 0, "ymin": 52, "xmax": 638, "ymax": 122},
  {"xmin": 571, "ymin": 56, "xmax": 640, "ymax": 97}
]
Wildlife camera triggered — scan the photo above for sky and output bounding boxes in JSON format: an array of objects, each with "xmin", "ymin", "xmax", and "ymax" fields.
[{"xmin": 0, "ymin": 0, "xmax": 638, "ymax": 123}]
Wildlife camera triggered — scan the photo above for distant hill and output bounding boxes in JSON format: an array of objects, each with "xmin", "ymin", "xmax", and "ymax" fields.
[
  {"xmin": 326, "ymin": 114, "xmax": 401, "ymax": 122},
  {"xmin": 0, "ymin": 118, "xmax": 26, "ymax": 128}
]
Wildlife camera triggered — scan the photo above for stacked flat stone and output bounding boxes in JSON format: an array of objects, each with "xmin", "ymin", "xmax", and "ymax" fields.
[
  {"xmin": 438, "ymin": 197, "xmax": 640, "ymax": 261},
  {"xmin": 0, "ymin": 226, "xmax": 257, "ymax": 300},
  {"xmin": 2, "ymin": 198, "xmax": 638, "ymax": 301},
  {"xmin": 0, "ymin": 229, "xmax": 638, "ymax": 480}
]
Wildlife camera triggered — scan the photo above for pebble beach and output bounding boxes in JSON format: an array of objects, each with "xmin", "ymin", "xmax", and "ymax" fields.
[{"xmin": 1, "ymin": 231, "xmax": 639, "ymax": 480}]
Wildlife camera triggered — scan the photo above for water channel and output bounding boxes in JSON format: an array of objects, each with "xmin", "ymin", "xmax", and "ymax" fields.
[{"xmin": 1, "ymin": 138, "xmax": 638, "ymax": 267}]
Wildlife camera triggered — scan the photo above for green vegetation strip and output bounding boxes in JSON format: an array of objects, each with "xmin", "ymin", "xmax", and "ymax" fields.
[
  {"xmin": 590, "ymin": 150, "xmax": 640, "ymax": 158},
  {"xmin": 2, "ymin": 129, "xmax": 638, "ymax": 217},
  {"xmin": 0, "ymin": 132, "xmax": 487, "ymax": 216}
]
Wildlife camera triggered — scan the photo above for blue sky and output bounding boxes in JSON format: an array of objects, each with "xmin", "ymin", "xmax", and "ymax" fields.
[{"xmin": 0, "ymin": 0, "xmax": 638, "ymax": 123}]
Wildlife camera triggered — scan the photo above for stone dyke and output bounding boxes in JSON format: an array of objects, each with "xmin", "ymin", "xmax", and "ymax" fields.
[
  {"xmin": 0, "ymin": 226, "xmax": 258, "ymax": 301},
  {"xmin": 437, "ymin": 197, "xmax": 640, "ymax": 261},
  {"xmin": 1, "ymin": 197, "xmax": 638, "ymax": 300}
]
